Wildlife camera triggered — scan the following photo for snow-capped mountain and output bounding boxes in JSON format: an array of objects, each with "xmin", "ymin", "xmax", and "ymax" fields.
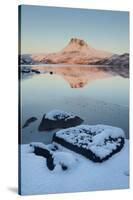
[
  {"xmin": 20, "ymin": 38, "xmax": 113, "ymax": 64},
  {"xmin": 20, "ymin": 38, "xmax": 129, "ymax": 66}
]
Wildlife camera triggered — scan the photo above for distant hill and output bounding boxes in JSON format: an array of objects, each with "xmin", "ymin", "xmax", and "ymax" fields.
[{"xmin": 91, "ymin": 53, "xmax": 129, "ymax": 67}]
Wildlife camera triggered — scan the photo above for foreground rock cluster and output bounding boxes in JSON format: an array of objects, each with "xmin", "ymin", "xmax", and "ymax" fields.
[{"xmin": 23, "ymin": 109, "xmax": 126, "ymax": 170}]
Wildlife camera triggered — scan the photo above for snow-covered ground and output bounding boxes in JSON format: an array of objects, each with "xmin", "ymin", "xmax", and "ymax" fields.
[{"xmin": 20, "ymin": 140, "xmax": 129, "ymax": 195}]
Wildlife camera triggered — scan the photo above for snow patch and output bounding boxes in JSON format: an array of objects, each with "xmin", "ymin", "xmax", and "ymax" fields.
[{"xmin": 45, "ymin": 109, "xmax": 75, "ymax": 121}]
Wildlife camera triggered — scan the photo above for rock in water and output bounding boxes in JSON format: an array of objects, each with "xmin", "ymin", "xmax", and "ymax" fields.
[
  {"xmin": 53, "ymin": 124, "xmax": 125, "ymax": 162},
  {"xmin": 31, "ymin": 69, "xmax": 40, "ymax": 74},
  {"xmin": 23, "ymin": 117, "xmax": 37, "ymax": 128},
  {"xmin": 38, "ymin": 109, "xmax": 83, "ymax": 131}
]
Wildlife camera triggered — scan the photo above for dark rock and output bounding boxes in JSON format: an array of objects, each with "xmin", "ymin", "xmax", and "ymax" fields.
[
  {"xmin": 46, "ymin": 156, "xmax": 55, "ymax": 170},
  {"xmin": 30, "ymin": 143, "xmax": 75, "ymax": 171},
  {"xmin": 30, "ymin": 144, "xmax": 55, "ymax": 170},
  {"xmin": 23, "ymin": 117, "xmax": 37, "ymax": 128},
  {"xmin": 38, "ymin": 112, "xmax": 83, "ymax": 131},
  {"xmin": 31, "ymin": 69, "xmax": 40, "ymax": 74},
  {"xmin": 61, "ymin": 164, "xmax": 68, "ymax": 170},
  {"xmin": 52, "ymin": 125, "xmax": 125, "ymax": 162},
  {"xmin": 21, "ymin": 69, "xmax": 31, "ymax": 73},
  {"xmin": 32, "ymin": 145, "xmax": 51, "ymax": 158}
]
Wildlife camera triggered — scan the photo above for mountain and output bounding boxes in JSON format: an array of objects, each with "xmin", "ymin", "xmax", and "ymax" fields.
[
  {"xmin": 20, "ymin": 38, "xmax": 129, "ymax": 66},
  {"xmin": 91, "ymin": 53, "xmax": 129, "ymax": 67},
  {"xmin": 20, "ymin": 38, "xmax": 113, "ymax": 65}
]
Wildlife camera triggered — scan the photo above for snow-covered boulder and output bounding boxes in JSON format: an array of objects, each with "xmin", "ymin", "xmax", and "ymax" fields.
[
  {"xmin": 30, "ymin": 142, "xmax": 52, "ymax": 158},
  {"xmin": 30, "ymin": 142, "xmax": 77, "ymax": 171},
  {"xmin": 30, "ymin": 142, "xmax": 59, "ymax": 155},
  {"xmin": 38, "ymin": 109, "xmax": 83, "ymax": 131},
  {"xmin": 53, "ymin": 125, "xmax": 125, "ymax": 162},
  {"xmin": 52, "ymin": 151, "xmax": 78, "ymax": 171}
]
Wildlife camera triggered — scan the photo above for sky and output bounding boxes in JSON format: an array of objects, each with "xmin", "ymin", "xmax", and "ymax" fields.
[{"xmin": 20, "ymin": 5, "xmax": 129, "ymax": 54}]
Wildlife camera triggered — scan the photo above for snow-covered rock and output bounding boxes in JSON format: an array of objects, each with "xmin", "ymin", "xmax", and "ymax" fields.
[
  {"xmin": 30, "ymin": 142, "xmax": 77, "ymax": 171},
  {"xmin": 52, "ymin": 151, "xmax": 78, "ymax": 171},
  {"xmin": 53, "ymin": 124, "xmax": 125, "ymax": 162},
  {"xmin": 45, "ymin": 109, "xmax": 75, "ymax": 121},
  {"xmin": 30, "ymin": 142, "xmax": 55, "ymax": 170},
  {"xmin": 30, "ymin": 142, "xmax": 59, "ymax": 155},
  {"xmin": 38, "ymin": 109, "xmax": 83, "ymax": 131},
  {"xmin": 30, "ymin": 142, "xmax": 52, "ymax": 158}
]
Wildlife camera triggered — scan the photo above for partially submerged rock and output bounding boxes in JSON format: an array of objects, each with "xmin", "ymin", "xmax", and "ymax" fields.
[
  {"xmin": 21, "ymin": 66, "xmax": 40, "ymax": 75},
  {"xmin": 23, "ymin": 117, "xmax": 37, "ymax": 128},
  {"xmin": 38, "ymin": 109, "xmax": 83, "ymax": 131},
  {"xmin": 53, "ymin": 124, "xmax": 125, "ymax": 162},
  {"xmin": 31, "ymin": 69, "xmax": 40, "ymax": 74}
]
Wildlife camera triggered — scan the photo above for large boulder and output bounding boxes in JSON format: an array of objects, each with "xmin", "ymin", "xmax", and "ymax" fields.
[
  {"xmin": 38, "ymin": 109, "xmax": 83, "ymax": 131},
  {"xmin": 53, "ymin": 124, "xmax": 125, "ymax": 162}
]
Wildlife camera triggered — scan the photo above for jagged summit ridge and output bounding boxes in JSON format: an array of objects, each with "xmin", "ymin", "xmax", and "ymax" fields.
[
  {"xmin": 61, "ymin": 38, "xmax": 89, "ymax": 53},
  {"xmin": 68, "ymin": 38, "xmax": 88, "ymax": 48}
]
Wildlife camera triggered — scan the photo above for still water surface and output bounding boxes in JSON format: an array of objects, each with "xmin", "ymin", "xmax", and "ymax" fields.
[{"xmin": 20, "ymin": 65, "xmax": 129, "ymax": 143}]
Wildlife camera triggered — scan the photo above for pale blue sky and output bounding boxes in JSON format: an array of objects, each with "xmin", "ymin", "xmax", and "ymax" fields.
[{"xmin": 20, "ymin": 5, "xmax": 129, "ymax": 54}]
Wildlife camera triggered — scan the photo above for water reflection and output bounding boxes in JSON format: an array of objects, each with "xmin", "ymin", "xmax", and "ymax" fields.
[
  {"xmin": 23, "ymin": 65, "xmax": 129, "ymax": 88},
  {"xmin": 20, "ymin": 65, "xmax": 129, "ymax": 143}
]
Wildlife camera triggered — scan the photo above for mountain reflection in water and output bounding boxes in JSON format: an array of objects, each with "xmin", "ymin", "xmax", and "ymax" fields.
[{"xmin": 30, "ymin": 65, "xmax": 129, "ymax": 88}]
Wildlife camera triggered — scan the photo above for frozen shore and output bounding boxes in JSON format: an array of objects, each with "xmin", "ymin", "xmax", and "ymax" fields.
[{"xmin": 20, "ymin": 139, "xmax": 129, "ymax": 195}]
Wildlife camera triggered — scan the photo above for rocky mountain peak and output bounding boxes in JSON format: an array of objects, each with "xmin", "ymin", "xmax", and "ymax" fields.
[
  {"xmin": 61, "ymin": 38, "xmax": 89, "ymax": 53},
  {"xmin": 69, "ymin": 38, "xmax": 88, "ymax": 47}
]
